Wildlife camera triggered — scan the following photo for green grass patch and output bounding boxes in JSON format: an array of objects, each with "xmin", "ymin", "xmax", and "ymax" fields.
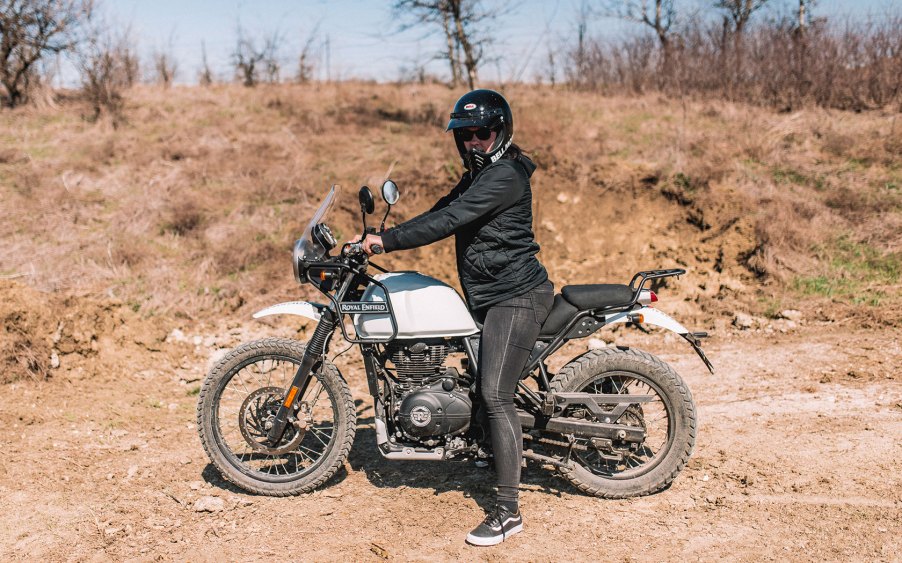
[
  {"xmin": 757, "ymin": 296, "xmax": 784, "ymax": 318},
  {"xmin": 793, "ymin": 235, "xmax": 900, "ymax": 305},
  {"xmin": 770, "ymin": 166, "xmax": 825, "ymax": 190}
]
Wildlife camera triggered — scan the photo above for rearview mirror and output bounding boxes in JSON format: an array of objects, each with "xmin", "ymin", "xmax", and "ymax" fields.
[
  {"xmin": 381, "ymin": 180, "xmax": 400, "ymax": 206},
  {"xmin": 358, "ymin": 186, "xmax": 375, "ymax": 215}
]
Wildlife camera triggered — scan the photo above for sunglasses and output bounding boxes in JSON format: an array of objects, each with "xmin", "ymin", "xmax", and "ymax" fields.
[{"xmin": 457, "ymin": 127, "xmax": 494, "ymax": 142}]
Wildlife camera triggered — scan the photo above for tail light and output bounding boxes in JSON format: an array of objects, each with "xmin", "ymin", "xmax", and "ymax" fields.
[{"xmin": 638, "ymin": 289, "xmax": 658, "ymax": 306}]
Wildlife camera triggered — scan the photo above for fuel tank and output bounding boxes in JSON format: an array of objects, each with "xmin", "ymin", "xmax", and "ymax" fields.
[{"xmin": 355, "ymin": 272, "xmax": 479, "ymax": 338}]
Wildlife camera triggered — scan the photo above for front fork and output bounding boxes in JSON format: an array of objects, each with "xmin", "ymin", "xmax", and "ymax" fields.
[{"xmin": 265, "ymin": 311, "xmax": 337, "ymax": 445}]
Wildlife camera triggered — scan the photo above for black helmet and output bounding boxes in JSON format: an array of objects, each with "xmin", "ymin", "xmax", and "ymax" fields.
[{"xmin": 446, "ymin": 89, "xmax": 513, "ymax": 173}]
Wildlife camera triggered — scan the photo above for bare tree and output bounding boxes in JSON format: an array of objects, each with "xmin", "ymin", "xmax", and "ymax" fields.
[
  {"xmin": 715, "ymin": 0, "xmax": 769, "ymax": 36},
  {"xmin": 609, "ymin": 0, "xmax": 677, "ymax": 55},
  {"xmin": 542, "ymin": 44, "xmax": 556, "ymax": 87},
  {"xmin": 74, "ymin": 16, "xmax": 135, "ymax": 124},
  {"xmin": 448, "ymin": 0, "xmax": 493, "ymax": 89},
  {"xmin": 198, "ymin": 40, "xmax": 213, "ymax": 85},
  {"xmin": 393, "ymin": 1, "xmax": 460, "ymax": 86},
  {"xmin": 797, "ymin": 0, "xmax": 816, "ymax": 32},
  {"xmin": 152, "ymin": 49, "xmax": 176, "ymax": 87},
  {"xmin": 232, "ymin": 24, "xmax": 282, "ymax": 87},
  {"xmin": 568, "ymin": 1, "xmax": 594, "ymax": 86},
  {"xmin": 0, "ymin": 0, "xmax": 93, "ymax": 108},
  {"xmin": 296, "ymin": 24, "xmax": 319, "ymax": 83},
  {"xmin": 392, "ymin": 0, "xmax": 493, "ymax": 89},
  {"xmin": 260, "ymin": 30, "xmax": 281, "ymax": 83},
  {"xmin": 233, "ymin": 24, "xmax": 263, "ymax": 86}
]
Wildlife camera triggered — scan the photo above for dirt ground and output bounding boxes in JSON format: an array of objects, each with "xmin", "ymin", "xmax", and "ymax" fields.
[{"xmin": 1, "ymin": 307, "xmax": 900, "ymax": 562}]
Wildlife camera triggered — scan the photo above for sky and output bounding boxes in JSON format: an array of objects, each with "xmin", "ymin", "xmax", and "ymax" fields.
[{"xmin": 94, "ymin": 0, "xmax": 899, "ymax": 85}]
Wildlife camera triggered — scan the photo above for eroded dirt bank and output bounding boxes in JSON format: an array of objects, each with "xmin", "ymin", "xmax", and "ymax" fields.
[{"xmin": 1, "ymin": 314, "xmax": 899, "ymax": 562}]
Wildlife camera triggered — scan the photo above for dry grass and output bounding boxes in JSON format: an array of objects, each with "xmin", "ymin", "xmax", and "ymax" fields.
[{"xmin": 0, "ymin": 83, "xmax": 899, "ymax": 323}]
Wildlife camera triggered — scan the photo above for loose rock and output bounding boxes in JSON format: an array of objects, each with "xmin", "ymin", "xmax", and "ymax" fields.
[
  {"xmin": 733, "ymin": 312, "xmax": 755, "ymax": 330},
  {"xmin": 778, "ymin": 309, "xmax": 803, "ymax": 322},
  {"xmin": 193, "ymin": 496, "xmax": 225, "ymax": 513}
]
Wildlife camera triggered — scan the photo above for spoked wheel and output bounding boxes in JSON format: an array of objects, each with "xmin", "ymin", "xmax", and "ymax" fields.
[
  {"xmin": 545, "ymin": 347, "xmax": 696, "ymax": 498},
  {"xmin": 197, "ymin": 338, "xmax": 355, "ymax": 496}
]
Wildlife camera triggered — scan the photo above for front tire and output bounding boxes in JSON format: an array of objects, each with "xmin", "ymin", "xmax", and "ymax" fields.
[
  {"xmin": 547, "ymin": 347, "xmax": 696, "ymax": 498},
  {"xmin": 197, "ymin": 338, "xmax": 356, "ymax": 496}
]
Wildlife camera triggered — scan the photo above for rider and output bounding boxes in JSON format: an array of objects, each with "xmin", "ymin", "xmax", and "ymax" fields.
[{"xmin": 361, "ymin": 89, "xmax": 553, "ymax": 546}]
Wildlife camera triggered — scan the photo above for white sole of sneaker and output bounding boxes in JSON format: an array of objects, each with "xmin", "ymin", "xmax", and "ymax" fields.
[{"xmin": 465, "ymin": 524, "xmax": 523, "ymax": 546}]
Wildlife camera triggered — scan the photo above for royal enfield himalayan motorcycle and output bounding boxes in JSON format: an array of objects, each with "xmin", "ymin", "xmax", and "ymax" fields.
[{"xmin": 197, "ymin": 181, "xmax": 714, "ymax": 498}]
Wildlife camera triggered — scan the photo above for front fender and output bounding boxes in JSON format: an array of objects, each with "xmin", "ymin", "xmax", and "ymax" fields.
[
  {"xmin": 606, "ymin": 307, "xmax": 714, "ymax": 373},
  {"xmin": 252, "ymin": 301, "xmax": 326, "ymax": 322}
]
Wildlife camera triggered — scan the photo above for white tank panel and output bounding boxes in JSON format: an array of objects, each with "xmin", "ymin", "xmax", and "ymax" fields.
[{"xmin": 355, "ymin": 272, "xmax": 479, "ymax": 338}]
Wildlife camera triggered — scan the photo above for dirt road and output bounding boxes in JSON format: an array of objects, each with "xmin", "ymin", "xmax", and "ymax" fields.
[{"xmin": 2, "ymin": 322, "xmax": 900, "ymax": 562}]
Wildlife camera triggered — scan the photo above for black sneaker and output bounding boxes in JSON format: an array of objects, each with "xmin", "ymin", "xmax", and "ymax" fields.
[{"xmin": 465, "ymin": 505, "xmax": 523, "ymax": 546}]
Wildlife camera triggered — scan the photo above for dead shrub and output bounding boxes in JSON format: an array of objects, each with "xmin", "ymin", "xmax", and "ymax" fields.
[
  {"xmin": 566, "ymin": 14, "xmax": 902, "ymax": 112},
  {"xmin": 160, "ymin": 198, "xmax": 205, "ymax": 236}
]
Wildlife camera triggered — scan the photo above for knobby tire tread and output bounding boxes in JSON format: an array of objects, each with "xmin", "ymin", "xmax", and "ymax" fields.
[
  {"xmin": 548, "ymin": 347, "xmax": 697, "ymax": 499},
  {"xmin": 196, "ymin": 337, "xmax": 356, "ymax": 496}
]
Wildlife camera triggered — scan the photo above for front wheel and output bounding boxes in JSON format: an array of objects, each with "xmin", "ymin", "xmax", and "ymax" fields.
[
  {"xmin": 197, "ymin": 338, "xmax": 356, "ymax": 496},
  {"xmin": 545, "ymin": 347, "xmax": 697, "ymax": 498}
]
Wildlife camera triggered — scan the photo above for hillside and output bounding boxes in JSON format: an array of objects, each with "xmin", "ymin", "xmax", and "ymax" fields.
[{"xmin": 2, "ymin": 83, "xmax": 898, "ymax": 330}]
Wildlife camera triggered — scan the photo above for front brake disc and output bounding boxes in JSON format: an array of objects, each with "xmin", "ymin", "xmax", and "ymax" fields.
[{"xmin": 238, "ymin": 386, "xmax": 306, "ymax": 455}]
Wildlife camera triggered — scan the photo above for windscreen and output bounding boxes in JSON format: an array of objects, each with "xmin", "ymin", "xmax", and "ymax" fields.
[{"xmin": 294, "ymin": 185, "xmax": 339, "ymax": 263}]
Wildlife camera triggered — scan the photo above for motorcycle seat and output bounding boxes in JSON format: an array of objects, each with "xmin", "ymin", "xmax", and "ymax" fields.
[
  {"xmin": 538, "ymin": 294, "xmax": 578, "ymax": 337},
  {"xmin": 561, "ymin": 284, "xmax": 634, "ymax": 311}
]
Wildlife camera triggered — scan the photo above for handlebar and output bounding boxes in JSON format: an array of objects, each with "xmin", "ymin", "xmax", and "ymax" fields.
[{"xmin": 342, "ymin": 242, "xmax": 384, "ymax": 257}]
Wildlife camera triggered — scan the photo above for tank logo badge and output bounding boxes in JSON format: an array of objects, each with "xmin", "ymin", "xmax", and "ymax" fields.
[
  {"xmin": 410, "ymin": 406, "xmax": 432, "ymax": 427},
  {"xmin": 339, "ymin": 302, "xmax": 389, "ymax": 314},
  {"xmin": 463, "ymin": 103, "xmax": 477, "ymax": 110}
]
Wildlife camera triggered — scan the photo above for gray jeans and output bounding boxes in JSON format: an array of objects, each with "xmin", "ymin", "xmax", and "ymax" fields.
[{"xmin": 476, "ymin": 280, "xmax": 553, "ymax": 506}]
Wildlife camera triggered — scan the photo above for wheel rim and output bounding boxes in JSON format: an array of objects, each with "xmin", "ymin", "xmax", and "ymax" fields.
[
  {"xmin": 565, "ymin": 370, "xmax": 673, "ymax": 480},
  {"xmin": 212, "ymin": 354, "xmax": 338, "ymax": 482}
]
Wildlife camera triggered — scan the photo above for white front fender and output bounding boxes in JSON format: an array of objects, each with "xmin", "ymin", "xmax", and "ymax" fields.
[
  {"xmin": 605, "ymin": 307, "xmax": 689, "ymax": 335},
  {"xmin": 252, "ymin": 301, "xmax": 326, "ymax": 322}
]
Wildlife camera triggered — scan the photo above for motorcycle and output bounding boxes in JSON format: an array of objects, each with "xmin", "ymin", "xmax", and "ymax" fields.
[{"xmin": 196, "ymin": 181, "xmax": 714, "ymax": 498}]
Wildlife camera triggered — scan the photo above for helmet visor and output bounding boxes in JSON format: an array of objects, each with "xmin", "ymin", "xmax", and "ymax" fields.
[{"xmin": 446, "ymin": 113, "xmax": 503, "ymax": 132}]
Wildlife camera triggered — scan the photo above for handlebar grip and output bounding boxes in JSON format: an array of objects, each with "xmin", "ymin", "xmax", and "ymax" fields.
[{"xmin": 371, "ymin": 244, "xmax": 384, "ymax": 255}]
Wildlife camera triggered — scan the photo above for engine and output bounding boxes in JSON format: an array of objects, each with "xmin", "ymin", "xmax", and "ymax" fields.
[
  {"xmin": 384, "ymin": 341, "xmax": 473, "ymax": 440},
  {"xmin": 397, "ymin": 379, "xmax": 471, "ymax": 438},
  {"xmin": 385, "ymin": 341, "xmax": 449, "ymax": 390}
]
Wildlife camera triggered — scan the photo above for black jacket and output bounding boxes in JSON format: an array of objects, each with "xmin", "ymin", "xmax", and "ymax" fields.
[{"xmin": 381, "ymin": 154, "xmax": 548, "ymax": 311}]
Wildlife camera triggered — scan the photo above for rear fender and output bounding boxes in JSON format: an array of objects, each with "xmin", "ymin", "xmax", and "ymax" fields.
[
  {"xmin": 252, "ymin": 301, "xmax": 326, "ymax": 322},
  {"xmin": 605, "ymin": 307, "xmax": 714, "ymax": 373}
]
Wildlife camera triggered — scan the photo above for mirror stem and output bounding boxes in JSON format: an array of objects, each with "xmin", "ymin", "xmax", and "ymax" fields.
[
  {"xmin": 360, "ymin": 211, "xmax": 368, "ymax": 242},
  {"xmin": 379, "ymin": 205, "xmax": 392, "ymax": 232}
]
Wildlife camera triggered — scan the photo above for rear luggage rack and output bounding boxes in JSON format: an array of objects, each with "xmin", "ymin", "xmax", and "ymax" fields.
[
  {"xmin": 622, "ymin": 269, "xmax": 687, "ymax": 310},
  {"xmin": 628, "ymin": 269, "xmax": 686, "ymax": 292}
]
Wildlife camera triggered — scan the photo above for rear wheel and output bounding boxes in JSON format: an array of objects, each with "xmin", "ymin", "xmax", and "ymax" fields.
[
  {"xmin": 197, "ymin": 338, "xmax": 356, "ymax": 496},
  {"xmin": 545, "ymin": 347, "xmax": 696, "ymax": 498}
]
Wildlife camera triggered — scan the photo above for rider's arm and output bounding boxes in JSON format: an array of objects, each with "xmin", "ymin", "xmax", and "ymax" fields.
[{"xmin": 381, "ymin": 163, "xmax": 523, "ymax": 252}]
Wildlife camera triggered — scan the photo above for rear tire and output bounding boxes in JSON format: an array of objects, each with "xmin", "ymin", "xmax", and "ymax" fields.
[
  {"xmin": 547, "ymin": 347, "xmax": 696, "ymax": 498},
  {"xmin": 197, "ymin": 338, "xmax": 356, "ymax": 496}
]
